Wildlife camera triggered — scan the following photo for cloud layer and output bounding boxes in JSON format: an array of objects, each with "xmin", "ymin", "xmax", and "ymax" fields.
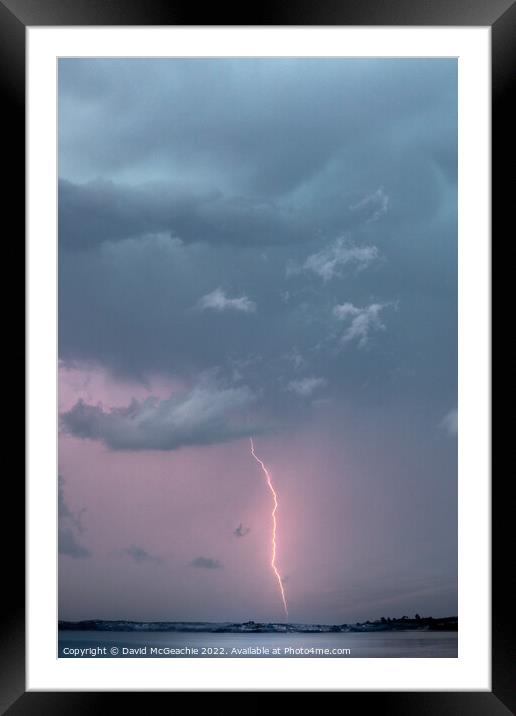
[
  {"xmin": 59, "ymin": 178, "xmax": 311, "ymax": 250},
  {"xmin": 59, "ymin": 59, "xmax": 457, "ymax": 422}
]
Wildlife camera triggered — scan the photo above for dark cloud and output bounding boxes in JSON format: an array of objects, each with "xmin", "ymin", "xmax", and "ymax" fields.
[
  {"xmin": 189, "ymin": 556, "xmax": 222, "ymax": 569},
  {"xmin": 58, "ymin": 476, "xmax": 90, "ymax": 559},
  {"xmin": 58, "ymin": 57, "xmax": 458, "ymax": 435},
  {"xmin": 123, "ymin": 545, "xmax": 162, "ymax": 564},
  {"xmin": 59, "ymin": 178, "xmax": 314, "ymax": 250},
  {"xmin": 60, "ymin": 379, "xmax": 258, "ymax": 451},
  {"xmin": 233, "ymin": 523, "xmax": 251, "ymax": 538},
  {"xmin": 59, "ymin": 58, "xmax": 456, "ymax": 195}
]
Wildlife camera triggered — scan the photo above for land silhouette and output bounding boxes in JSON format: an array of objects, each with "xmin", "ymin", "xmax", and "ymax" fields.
[{"xmin": 59, "ymin": 614, "xmax": 457, "ymax": 633}]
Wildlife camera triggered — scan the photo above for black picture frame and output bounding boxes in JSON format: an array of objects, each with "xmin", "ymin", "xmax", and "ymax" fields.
[{"xmin": 4, "ymin": 0, "xmax": 510, "ymax": 710}]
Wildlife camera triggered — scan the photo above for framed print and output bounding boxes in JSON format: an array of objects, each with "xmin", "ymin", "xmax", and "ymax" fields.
[{"xmin": 3, "ymin": 0, "xmax": 510, "ymax": 709}]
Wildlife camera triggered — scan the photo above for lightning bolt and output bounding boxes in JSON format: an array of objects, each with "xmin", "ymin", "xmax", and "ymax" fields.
[{"xmin": 250, "ymin": 438, "xmax": 289, "ymax": 619}]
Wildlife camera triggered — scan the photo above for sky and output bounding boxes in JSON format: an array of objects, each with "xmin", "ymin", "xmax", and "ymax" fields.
[{"xmin": 58, "ymin": 58, "xmax": 457, "ymax": 624}]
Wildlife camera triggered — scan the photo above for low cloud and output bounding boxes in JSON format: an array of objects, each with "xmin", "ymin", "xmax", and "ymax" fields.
[
  {"xmin": 60, "ymin": 379, "xmax": 256, "ymax": 451},
  {"xmin": 333, "ymin": 302, "xmax": 389, "ymax": 348},
  {"xmin": 287, "ymin": 376, "xmax": 327, "ymax": 397},
  {"xmin": 289, "ymin": 238, "xmax": 378, "ymax": 282},
  {"xmin": 197, "ymin": 288, "xmax": 256, "ymax": 313},
  {"xmin": 440, "ymin": 409, "xmax": 458, "ymax": 437},
  {"xmin": 58, "ymin": 475, "xmax": 90, "ymax": 559},
  {"xmin": 189, "ymin": 556, "xmax": 222, "ymax": 569},
  {"xmin": 233, "ymin": 523, "xmax": 251, "ymax": 538},
  {"xmin": 123, "ymin": 545, "xmax": 163, "ymax": 564}
]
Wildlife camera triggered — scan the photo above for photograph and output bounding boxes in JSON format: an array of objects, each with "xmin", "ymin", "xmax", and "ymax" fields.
[
  {"xmin": 57, "ymin": 56, "xmax": 459, "ymax": 660},
  {"xmin": 5, "ymin": 0, "xmax": 504, "ymax": 703}
]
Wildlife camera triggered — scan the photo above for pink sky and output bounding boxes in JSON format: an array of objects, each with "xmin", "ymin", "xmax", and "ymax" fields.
[{"xmin": 59, "ymin": 363, "xmax": 456, "ymax": 624}]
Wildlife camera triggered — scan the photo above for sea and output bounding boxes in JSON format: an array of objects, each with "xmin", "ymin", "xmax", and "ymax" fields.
[{"xmin": 58, "ymin": 629, "xmax": 457, "ymax": 658}]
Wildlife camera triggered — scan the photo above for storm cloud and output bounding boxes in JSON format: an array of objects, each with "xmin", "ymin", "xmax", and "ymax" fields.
[
  {"xmin": 60, "ymin": 380, "xmax": 257, "ymax": 451},
  {"xmin": 58, "ymin": 58, "xmax": 457, "ymax": 417},
  {"xmin": 58, "ymin": 177, "xmax": 313, "ymax": 250}
]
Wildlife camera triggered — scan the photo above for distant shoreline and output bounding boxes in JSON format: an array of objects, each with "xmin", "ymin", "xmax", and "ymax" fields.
[{"xmin": 58, "ymin": 616, "xmax": 458, "ymax": 634}]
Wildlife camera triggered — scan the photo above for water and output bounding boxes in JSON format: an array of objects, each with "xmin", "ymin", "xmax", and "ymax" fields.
[{"xmin": 59, "ymin": 630, "xmax": 457, "ymax": 658}]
